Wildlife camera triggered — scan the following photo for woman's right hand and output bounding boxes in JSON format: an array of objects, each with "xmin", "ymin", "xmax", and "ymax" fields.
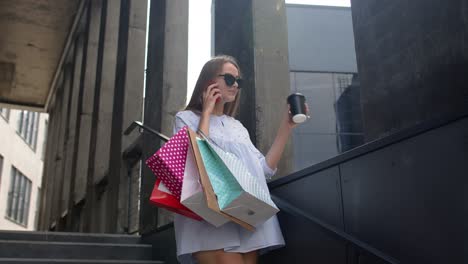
[{"xmin": 201, "ymin": 83, "xmax": 222, "ymax": 116}]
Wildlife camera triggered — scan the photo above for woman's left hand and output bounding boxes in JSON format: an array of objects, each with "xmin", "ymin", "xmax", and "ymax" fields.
[
  {"xmin": 283, "ymin": 103, "xmax": 310, "ymax": 129},
  {"xmin": 265, "ymin": 103, "xmax": 310, "ymax": 170}
]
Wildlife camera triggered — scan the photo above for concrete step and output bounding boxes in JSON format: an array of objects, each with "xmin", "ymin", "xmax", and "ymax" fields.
[
  {"xmin": 0, "ymin": 240, "xmax": 153, "ymax": 260},
  {"xmin": 0, "ymin": 259, "xmax": 163, "ymax": 264},
  {"xmin": 0, "ymin": 231, "xmax": 141, "ymax": 244}
]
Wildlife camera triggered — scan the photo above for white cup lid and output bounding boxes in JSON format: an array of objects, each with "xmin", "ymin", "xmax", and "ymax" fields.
[{"xmin": 292, "ymin": 114, "xmax": 307, "ymax": 123}]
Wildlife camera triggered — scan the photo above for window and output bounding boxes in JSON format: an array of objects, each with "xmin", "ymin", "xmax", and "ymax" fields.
[
  {"xmin": 290, "ymin": 72, "xmax": 364, "ymax": 170},
  {"xmin": 17, "ymin": 110, "xmax": 39, "ymax": 150},
  {"xmin": 6, "ymin": 167, "xmax": 32, "ymax": 226},
  {"xmin": 0, "ymin": 108, "xmax": 9, "ymax": 121}
]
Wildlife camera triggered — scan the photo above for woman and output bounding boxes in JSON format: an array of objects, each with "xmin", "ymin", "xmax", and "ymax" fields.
[{"xmin": 173, "ymin": 55, "xmax": 307, "ymax": 264}]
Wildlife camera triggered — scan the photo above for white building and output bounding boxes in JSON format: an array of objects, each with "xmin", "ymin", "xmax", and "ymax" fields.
[{"xmin": 0, "ymin": 108, "xmax": 48, "ymax": 230}]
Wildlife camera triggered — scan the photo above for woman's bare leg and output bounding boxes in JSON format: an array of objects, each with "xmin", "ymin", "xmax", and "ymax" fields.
[
  {"xmin": 242, "ymin": 250, "xmax": 258, "ymax": 264},
  {"xmin": 193, "ymin": 249, "xmax": 244, "ymax": 264}
]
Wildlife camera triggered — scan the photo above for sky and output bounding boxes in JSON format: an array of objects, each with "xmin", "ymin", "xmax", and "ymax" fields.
[{"xmin": 185, "ymin": 0, "xmax": 351, "ymax": 104}]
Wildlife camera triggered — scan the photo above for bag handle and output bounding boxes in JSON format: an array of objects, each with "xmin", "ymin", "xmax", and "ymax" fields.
[{"xmin": 196, "ymin": 128, "xmax": 226, "ymax": 150}]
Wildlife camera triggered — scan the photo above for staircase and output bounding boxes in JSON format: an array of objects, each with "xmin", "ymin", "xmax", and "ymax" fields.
[{"xmin": 0, "ymin": 230, "xmax": 163, "ymax": 264}]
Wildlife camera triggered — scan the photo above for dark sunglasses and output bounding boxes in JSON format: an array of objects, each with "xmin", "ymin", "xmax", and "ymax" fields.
[{"xmin": 218, "ymin": 74, "xmax": 243, "ymax": 88}]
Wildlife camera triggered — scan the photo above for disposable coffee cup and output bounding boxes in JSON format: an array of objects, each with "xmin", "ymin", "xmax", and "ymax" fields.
[{"xmin": 287, "ymin": 93, "xmax": 307, "ymax": 124}]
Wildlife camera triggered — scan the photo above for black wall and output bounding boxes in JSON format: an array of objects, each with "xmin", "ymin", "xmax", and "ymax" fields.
[
  {"xmin": 264, "ymin": 115, "xmax": 468, "ymax": 264},
  {"xmin": 144, "ymin": 114, "xmax": 468, "ymax": 264},
  {"xmin": 351, "ymin": 0, "xmax": 468, "ymax": 141}
]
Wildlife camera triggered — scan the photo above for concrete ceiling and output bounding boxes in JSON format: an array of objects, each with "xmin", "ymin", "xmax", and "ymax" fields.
[{"xmin": 0, "ymin": 0, "xmax": 80, "ymax": 111}]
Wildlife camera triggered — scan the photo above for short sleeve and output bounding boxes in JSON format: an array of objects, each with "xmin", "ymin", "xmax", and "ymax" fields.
[
  {"xmin": 173, "ymin": 111, "xmax": 199, "ymax": 135},
  {"xmin": 173, "ymin": 115, "xmax": 186, "ymax": 135}
]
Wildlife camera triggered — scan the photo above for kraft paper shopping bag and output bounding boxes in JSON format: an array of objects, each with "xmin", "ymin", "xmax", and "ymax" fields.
[{"xmin": 180, "ymin": 137, "xmax": 230, "ymax": 227}]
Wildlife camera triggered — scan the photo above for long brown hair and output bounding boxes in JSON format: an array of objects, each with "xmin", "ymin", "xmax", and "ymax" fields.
[{"xmin": 185, "ymin": 55, "xmax": 242, "ymax": 117}]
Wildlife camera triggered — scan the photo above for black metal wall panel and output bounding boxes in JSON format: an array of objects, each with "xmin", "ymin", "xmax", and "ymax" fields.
[
  {"xmin": 271, "ymin": 166, "xmax": 344, "ymax": 230},
  {"xmin": 143, "ymin": 115, "xmax": 467, "ymax": 263},
  {"xmin": 340, "ymin": 117, "xmax": 468, "ymax": 264},
  {"xmin": 357, "ymin": 251, "xmax": 391, "ymax": 264},
  {"xmin": 351, "ymin": 0, "xmax": 468, "ymax": 141},
  {"xmin": 265, "ymin": 166, "xmax": 347, "ymax": 263},
  {"xmin": 260, "ymin": 210, "xmax": 347, "ymax": 264},
  {"xmin": 142, "ymin": 225, "xmax": 178, "ymax": 264}
]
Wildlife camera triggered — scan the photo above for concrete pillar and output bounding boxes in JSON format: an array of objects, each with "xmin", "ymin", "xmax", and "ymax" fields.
[
  {"xmin": 43, "ymin": 86, "xmax": 62, "ymax": 229},
  {"xmin": 88, "ymin": 0, "xmax": 121, "ymax": 233},
  {"xmin": 45, "ymin": 112, "xmax": 58, "ymax": 229},
  {"xmin": 49, "ymin": 73, "xmax": 67, "ymax": 230},
  {"xmin": 114, "ymin": 0, "xmax": 147, "ymax": 233},
  {"xmin": 79, "ymin": 0, "xmax": 113, "ymax": 232},
  {"xmin": 49, "ymin": 78, "xmax": 65, "ymax": 227},
  {"xmin": 214, "ymin": 0, "xmax": 293, "ymax": 178},
  {"xmin": 155, "ymin": 0, "xmax": 189, "ymax": 227},
  {"xmin": 140, "ymin": 0, "xmax": 189, "ymax": 232},
  {"xmin": 63, "ymin": 32, "xmax": 85, "ymax": 230},
  {"xmin": 74, "ymin": 0, "xmax": 102, "ymax": 211},
  {"xmin": 53, "ymin": 42, "xmax": 76, "ymax": 230},
  {"xmin": 101, "ymin": 0, "xmax": 130, "ymax": 234},
  {"xmin": 38, "ymin": 107, "xmax": 58, "ymax": 230},
  {"xmin": 251, "ymin": 0, "xmax": 292, "ymax": 178},
  {"xmin": 52, "ymin": 64, "xmax": 74, "ymax": 230},
  {"xmin": 141, "ymin": 0, "xmax": 166, "ymax": 234},
  {"xmin": 160, "ymin": 0, "xmax": 189, "ymax": 136}
]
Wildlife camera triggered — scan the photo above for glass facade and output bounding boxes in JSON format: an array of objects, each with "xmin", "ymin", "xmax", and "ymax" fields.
[
  {"xmin": 290, "ymin": 71, "xmax": 364, "ymax": 171},
  {"xmin": 6, "ymin": 167, "xmax": 32, "ymax": 226}
]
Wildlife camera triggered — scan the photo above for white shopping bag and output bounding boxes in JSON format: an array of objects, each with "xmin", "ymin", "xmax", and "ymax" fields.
[{"xmin": 180, "ymin": 140, "xmax": 230, "ymax": 227}]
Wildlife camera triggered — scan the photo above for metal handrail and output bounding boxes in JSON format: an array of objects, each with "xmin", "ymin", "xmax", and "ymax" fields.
[
  {"xmin": 124, "ymin": 121, "xmax": 169, "ymax": 142},
  {"xmin": 271, "ymin": 195, "xmax": 400, "ymax": 264}
]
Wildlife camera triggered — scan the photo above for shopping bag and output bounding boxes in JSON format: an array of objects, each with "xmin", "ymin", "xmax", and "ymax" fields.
[
  {"xmin": 145, "ymin": 126, "xmax": 189, "ymax": 200},
  {"xmin": 196, "ymin": 134, "xmax": 279, "ymax": 227},
  {"xmin": 149, "ymin": 178, "xmax": 203, "ymax": 221},
  {"xmin": 180, "ymin": 134, "xmax": 230, "ymax": 227},
  {"xmin": 187, "ymin": 128, "xmax": 254, "ymax": 231}
]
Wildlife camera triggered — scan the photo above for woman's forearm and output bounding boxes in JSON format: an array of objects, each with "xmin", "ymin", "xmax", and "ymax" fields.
[
  {"xmin": 198, "ymin": 112, "xmax": 211, "ymax": 137},
  {"xmin": 265, "ymin": 121, "xmax": 293, "ymax": 170}
]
